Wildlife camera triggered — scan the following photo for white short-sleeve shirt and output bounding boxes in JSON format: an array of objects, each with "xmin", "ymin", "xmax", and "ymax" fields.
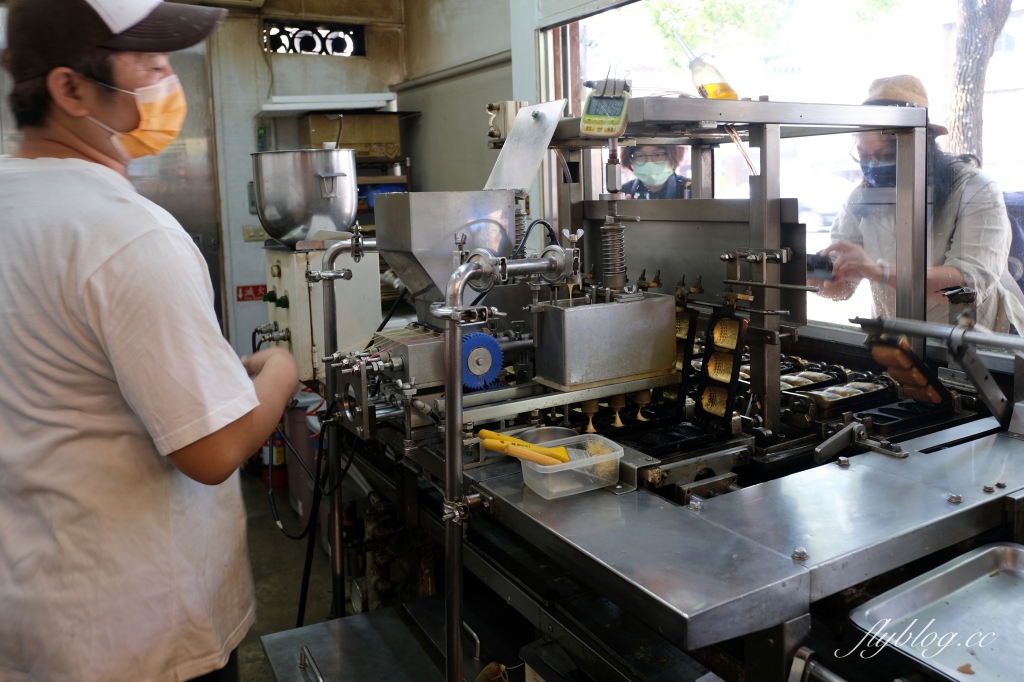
[{"xmin": 0, "ymin": 157, "xmax": 260, "ymax": 682}]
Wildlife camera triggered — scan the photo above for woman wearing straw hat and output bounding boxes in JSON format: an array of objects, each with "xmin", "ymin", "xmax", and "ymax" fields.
[{"xmin": 815, "ymin": 75, "xmax": 1024, "ymax": 332}]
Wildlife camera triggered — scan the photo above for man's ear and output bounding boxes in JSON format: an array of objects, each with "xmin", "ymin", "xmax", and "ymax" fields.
[{"xmin": 46, "ymin": 67, "xmax": 91, "ymax": 118}]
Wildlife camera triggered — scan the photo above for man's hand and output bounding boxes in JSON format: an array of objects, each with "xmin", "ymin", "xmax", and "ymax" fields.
[{"xmin": 169, "ymin": 348, "xmax": 299, "ymax": 485}]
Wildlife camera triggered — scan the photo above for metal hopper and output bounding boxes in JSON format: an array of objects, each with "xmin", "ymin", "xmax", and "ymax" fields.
[{"xmin": 373, "ymin": 190, "xmax": 516, "ymax": 306}]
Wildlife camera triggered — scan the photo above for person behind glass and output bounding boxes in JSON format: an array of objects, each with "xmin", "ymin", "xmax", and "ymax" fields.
[
  {"xmin": 621, "ymin": 145, "xmax": 691, "ymax": 199},
  {"xmin": 814, "ymin": 75, "xmax": 1024, "ymax": 332}
]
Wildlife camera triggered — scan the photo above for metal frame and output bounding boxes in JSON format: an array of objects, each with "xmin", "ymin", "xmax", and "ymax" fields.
[{"xmin": 553, "ymin": 97, "xmax": 929, "ymax": 432}]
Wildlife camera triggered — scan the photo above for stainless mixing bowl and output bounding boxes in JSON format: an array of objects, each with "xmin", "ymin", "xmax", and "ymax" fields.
[{"xmin": 252, "ymin": 149, "xmax": 358, "ymax": 246}]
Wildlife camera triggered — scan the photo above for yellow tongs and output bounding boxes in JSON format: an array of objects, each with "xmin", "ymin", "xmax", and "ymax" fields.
[{"xmin": 477, "ymin": 429, "xmax": 570, "ymax": 464}]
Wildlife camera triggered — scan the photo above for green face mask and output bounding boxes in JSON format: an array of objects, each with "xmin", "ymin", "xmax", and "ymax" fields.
[{"xmin": 632, "ymin": 160, "xmax": 673, "ymax": 188}]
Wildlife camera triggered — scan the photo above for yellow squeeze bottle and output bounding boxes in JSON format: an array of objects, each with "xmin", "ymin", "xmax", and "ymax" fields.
[{"xmin": 674, "ymin": 34, "xmax": 739, "ymax": 100}]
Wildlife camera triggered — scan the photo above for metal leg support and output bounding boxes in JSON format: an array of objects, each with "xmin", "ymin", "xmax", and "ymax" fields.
[
  {"xmin": 748, "ymin": 124, "xmax": 782, "ymax": 433},
  {"xmin": 744, "ymin": 613, "xmax": 811, "ymax": 682},
  {"xmin": 443, "ymin": 317, "xmax": 467, "ymax": 682}
]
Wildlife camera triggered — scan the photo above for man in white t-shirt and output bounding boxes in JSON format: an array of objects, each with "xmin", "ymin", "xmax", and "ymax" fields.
[{"xmin": 0, "ymin": 2, "xmax": 299, "ymax": 681}]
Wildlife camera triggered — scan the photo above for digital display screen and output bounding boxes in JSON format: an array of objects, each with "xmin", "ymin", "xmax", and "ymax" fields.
[{"xmin": 586, "ymin": 96, "xmax": 625, "ymax": 117}]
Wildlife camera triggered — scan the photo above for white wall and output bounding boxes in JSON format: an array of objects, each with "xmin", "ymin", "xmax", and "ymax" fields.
[
  {"xmin": 397, "ymin": 64, "xmax": 511, "ymax": 192},
  {"xmin": 397, "ymin": 0, "xmax": 512, "ymax": 192},
  {"xmin": 209, "ymin": 11, "xmax": 404, "ymax": 355},
  {"xmin": 404, "ymin": 0, "xmax": 511, "ymax": 79}
]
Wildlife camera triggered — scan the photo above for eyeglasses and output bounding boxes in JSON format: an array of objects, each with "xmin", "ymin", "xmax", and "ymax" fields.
[
  {"xmin": 849, "ymin": 144, "xmax": 896, "ymax": 165},
  {"xmin": 632, "ymin": 151, "xmax": 669, "ymax": 163}
]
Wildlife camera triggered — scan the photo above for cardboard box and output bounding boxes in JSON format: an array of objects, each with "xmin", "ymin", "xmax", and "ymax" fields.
[{"xmin": 298, "ymin": 113, "xmax": 401, "ymax": 160}]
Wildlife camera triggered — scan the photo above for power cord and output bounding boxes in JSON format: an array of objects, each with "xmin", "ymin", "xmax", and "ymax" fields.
[{"xmin": 363, "ymin": 287, "xmax": 408, "ymax": 350}]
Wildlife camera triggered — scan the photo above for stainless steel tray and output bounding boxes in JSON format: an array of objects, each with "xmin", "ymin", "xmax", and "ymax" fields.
[{"xmin": 850, "ymin": 542, "xmax": 1024, "ymax": 680}]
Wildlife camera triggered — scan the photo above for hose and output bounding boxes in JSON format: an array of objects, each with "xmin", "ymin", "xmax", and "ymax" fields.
[
  {"xmin": 510, "ymin": 219, "xmax": 558, "ymax": 260},
  {"xmin": 296, "ymin": 423, "xmax": 329, "ymax": 628}
]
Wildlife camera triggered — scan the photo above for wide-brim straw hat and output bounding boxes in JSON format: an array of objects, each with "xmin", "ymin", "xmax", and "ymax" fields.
[{"xmin": 863, "ymin": 75, "xmax": 949, "ymax": 136}]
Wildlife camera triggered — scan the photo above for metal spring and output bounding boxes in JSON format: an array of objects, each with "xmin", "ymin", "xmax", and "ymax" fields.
[
  {"xmin": 514, "ymin": 206, "xmax": 526, "ymax": 248},
  {"xmin": 601, "ymin": 222, "xmax": 626, "ymax": 289}
]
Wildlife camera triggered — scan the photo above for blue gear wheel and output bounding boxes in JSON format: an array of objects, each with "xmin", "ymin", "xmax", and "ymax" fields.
[{"xmin": 462, "ymin": 333, "xmax": 503, "ymax": 390}]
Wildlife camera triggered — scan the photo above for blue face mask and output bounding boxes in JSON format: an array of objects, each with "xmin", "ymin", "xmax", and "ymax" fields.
[{"xmin": 860, "ymin": 160, "xmax": 897, "ymax": 188}]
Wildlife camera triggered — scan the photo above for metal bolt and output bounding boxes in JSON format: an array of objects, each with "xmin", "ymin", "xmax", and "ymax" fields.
[
  {"xmin": 547, "ymin": 623, "xmax": 553, "ymax": 632},
  {"xmin": 879, "ymin": 439, "xmax": 891, "ymax": 448},
  {"xmin": 614, "ymin": 484, "xmax": 623, "ymax": 490},
  {"xmin": 688, "ymin": 499, "xmax": 703, "ymax": 511},
  {"xmin": 645, "ymin": 456, "xmax": 654, "ymax": 461},
  {"xmin": 996, "ymin": 482, "xmax": 1007, "ymax": 489},
  {"xmin": 792, "ymin": 547, "xmax": 808, "ymax": 561},
  {"xmin": 532, "ymin": 111, "xmax": 540, "ymax": 119},
  {"xmin": 947, "ymin": 493, "xmax": 962, "ymax": 504},
  {"xmin": 837, "ymin": 456, "xmax": 850, "ymax": 467},
  {"xmin": 983, "ymin": 485, "xmax": 995, "ymax": 493},
  {"xmin": 356, "ymin": 426, "xmax": 364, "ymax": 436}
]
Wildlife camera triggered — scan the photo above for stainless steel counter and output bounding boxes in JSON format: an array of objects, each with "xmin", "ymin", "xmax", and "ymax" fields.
[
  {"xmin": 694, "ymin": 458, "xmax": 1001, "ymax": 601},
  {"xmin": 472, "ymin": 423, "xmax": 1024, "ymax": 651},
  {"xmin": 261, "ymin": 607, "xmax": 442, "ymax": 682},
  {"xmin": 474, "ymin": 472, "xmax": 810, "ymax": 650}
]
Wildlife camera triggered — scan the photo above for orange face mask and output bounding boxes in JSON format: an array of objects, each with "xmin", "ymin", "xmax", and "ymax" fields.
[{"xmin": 87, "ymin": 75, "xmax": 187, "ymax": 161}]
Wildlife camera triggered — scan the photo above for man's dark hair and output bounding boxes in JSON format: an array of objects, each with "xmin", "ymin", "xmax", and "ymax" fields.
[{"xmin": 5, "ymin": 48, "xmax": 117, "ymax": 129}]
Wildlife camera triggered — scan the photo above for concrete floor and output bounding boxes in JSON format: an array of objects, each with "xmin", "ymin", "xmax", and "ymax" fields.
[{"xmin": 237, "ymin": 471, "xmax": 334, "ymax": 682}]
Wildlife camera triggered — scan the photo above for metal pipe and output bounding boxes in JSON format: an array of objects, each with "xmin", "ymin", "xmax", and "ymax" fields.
[
  {"xmin": 499, "ymin": 339, "xmax": 534, "ymax": 353},
  {"xmin": 806, "ymin": 660, "xmax": 850, "ymax": 682},
  {"xmin": 298, "ymin": 646, "xmax": 326, "ymax": 682},
  {"xmin": 441, "ymin": 254, "xmax": 560, "ymax": 682},
  {"xmin": 461, "ymin": 622, "xmax": 481, "ymax": 661},
  {"xmin": 854, "ymin": 316, "xmax": 1024, "ymax": 355},
  {"xmin": 506, "ymin": 256, "xmax": 558, "ymax": 277},
  {"xmin": 321, "ymin": 237, "xmax": 377, "ymax": 620},
  {"xmin": 442, "ymin": 261, "xmax": 483, "ymax": 682}
]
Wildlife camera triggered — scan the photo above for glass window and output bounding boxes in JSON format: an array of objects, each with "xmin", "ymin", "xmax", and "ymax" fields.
[{"xmin": 572, "ymin": 0, "xmax": 1024, "ymax": 332}]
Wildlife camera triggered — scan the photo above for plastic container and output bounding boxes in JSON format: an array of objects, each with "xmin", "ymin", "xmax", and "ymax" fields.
[
  {"xmin": 520, "ymin": 434, "xmax": 623, "ymax": 500},
  {"xmin": 673, "ymin": 33, "xmax": 739, "ymax": 100}
]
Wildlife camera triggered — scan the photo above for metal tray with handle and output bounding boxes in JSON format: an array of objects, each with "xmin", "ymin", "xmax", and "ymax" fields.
[{"xmin": 849, "ymin": 542, "xmax": 1024, "ymax": 680}]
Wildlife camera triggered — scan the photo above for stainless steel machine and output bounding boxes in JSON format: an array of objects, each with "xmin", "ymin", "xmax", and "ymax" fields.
[{"xmin": 257, "ymin": 97, "xmax": 1024, "ymax": 682}]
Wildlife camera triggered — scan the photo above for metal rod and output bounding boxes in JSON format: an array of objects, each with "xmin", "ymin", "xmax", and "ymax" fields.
[
  {"xmin": 321, "ymin": 237, "xmax": 377, "ymax": 620},
  {"xmin": 498, "ymin": 339, "xmax": 535, "ymax": 353},
  {"xmin": 722, "ymin": 279, "xmax": 819, "ymax": 292},
  {"xmin": 854, "ymin": 316, "xmax": 1024, "ymax": 355},
  {"xmin": 440, "ymin": 254, "xmax": 568, "ymax": 682}
]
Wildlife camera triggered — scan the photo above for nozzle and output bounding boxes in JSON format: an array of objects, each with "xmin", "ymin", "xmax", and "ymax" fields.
[{"xmin": 672, "ymin": 32, "xmax": 698, "ymax": 62}]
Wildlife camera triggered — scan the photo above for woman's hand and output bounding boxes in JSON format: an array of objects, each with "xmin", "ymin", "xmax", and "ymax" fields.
[{"xmin": 820, "ymin": 241, "xmax": 884, "ymax": 284}]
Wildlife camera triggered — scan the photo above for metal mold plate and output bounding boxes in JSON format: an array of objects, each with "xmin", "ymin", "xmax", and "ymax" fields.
[
  {"xmin": 850, "ymin": 543, "xmax": 1024, "ymax": 681},
  {"xmin": 694, "ymin": 461, "xmax": 1002, "ymax": 601},
  {"xmin": 476, "ymin": 479, "xmax": 809, "ymax": 650}
]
